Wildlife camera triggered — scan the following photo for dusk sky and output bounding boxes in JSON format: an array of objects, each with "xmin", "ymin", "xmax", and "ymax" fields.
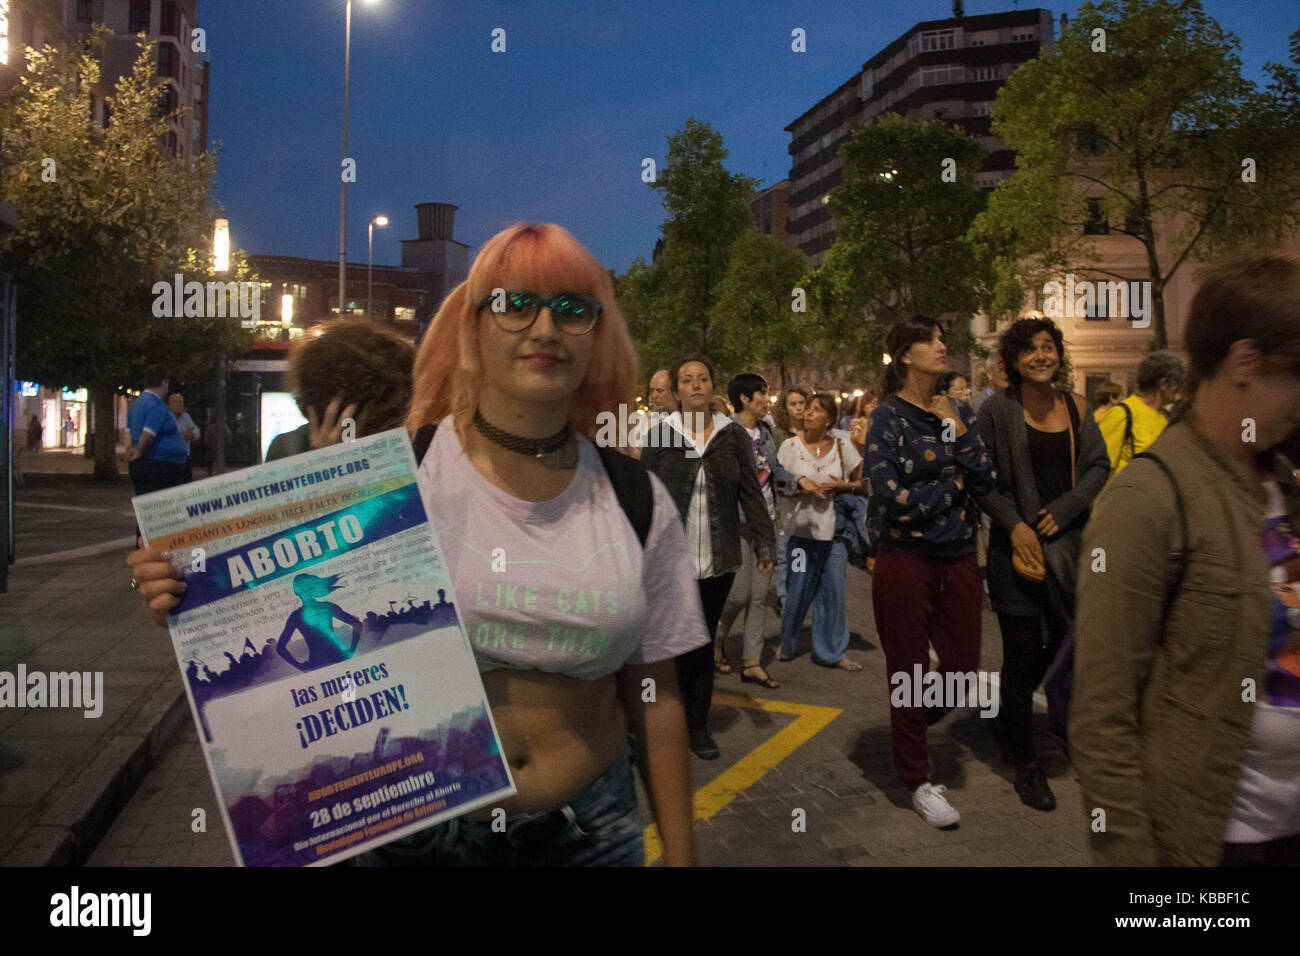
[{"xmin": 202, "ymin": 0, "xmax": 1298, "ymax": 276}]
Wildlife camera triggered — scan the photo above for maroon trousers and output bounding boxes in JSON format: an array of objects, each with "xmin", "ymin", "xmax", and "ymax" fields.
[{"xmin": 870, "ymin": 548, "xmax": 983, "ymax": 791}]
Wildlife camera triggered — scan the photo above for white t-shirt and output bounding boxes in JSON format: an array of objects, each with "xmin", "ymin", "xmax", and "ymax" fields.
[
  {"xmin": 664, "ymin": 410, "xmax": 732, "ymax": 580},
  {"xmin": 777, "ymin": 435, "xmax": 862, "ymax": 541},
  {"xmin": 417, "ymin": 416, "xmax": 710, "ymax": 680}
]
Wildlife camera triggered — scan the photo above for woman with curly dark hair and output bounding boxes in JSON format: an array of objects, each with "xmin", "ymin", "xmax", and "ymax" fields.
[
  {"xmin": 772, "ymin": 384, "xmax": 813, "ymax": 449},
  {"xmin": 265, "ymin": 318, "xmax": 416, "ymax": 461},
  {"xmin": 976, "ymin": 318, "xmax": 1108, "ymax": 811}
]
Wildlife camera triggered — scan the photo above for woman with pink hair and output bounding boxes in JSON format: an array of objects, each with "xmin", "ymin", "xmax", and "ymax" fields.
[{"xmin": 128, "ymin": 223, "xmax": 705, "ymax": 866}]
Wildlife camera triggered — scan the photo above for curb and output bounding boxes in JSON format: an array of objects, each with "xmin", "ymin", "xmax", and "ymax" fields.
[{"xmin": 0, "ymin": 673, "xmax": 189, "ymax": 866}]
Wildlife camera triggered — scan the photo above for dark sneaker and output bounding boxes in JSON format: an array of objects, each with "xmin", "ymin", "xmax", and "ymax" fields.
[
  {"xmin": 689, "ymin": 729, "xmax": 720, "ymax": 760},
  {"xmin": 1013, "ymin": 762, "xmax": 1056, "ymax": 811}
]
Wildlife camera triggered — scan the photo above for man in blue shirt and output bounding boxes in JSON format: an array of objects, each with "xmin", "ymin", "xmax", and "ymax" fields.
[{"xmin": 127, "ymin": 364, "xmax": 190, "ymax": 497}]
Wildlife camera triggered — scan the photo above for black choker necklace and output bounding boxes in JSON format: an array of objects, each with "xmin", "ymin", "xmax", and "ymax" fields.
[{"xmin": 473, "ymin": 409, "xmax": 570, "ymax": 459}]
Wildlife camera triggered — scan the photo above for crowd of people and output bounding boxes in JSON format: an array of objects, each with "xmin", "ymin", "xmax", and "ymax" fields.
[{"xmin": 124, "ymin": 222, "xmax": 1300, "ymax": 867}]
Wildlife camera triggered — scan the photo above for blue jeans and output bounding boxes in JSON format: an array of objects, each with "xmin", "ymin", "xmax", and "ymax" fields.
[
  {"xmin": 812, "ymin": 539, "xmax": 851, "ymax": 662},
  {"xmin": 781, "ymin": 536, "xmax": 850, "ymax": 662},
  {"xmin": 775, "ymin": 533, "xmax": 789, "ymax": 601},
  {"xmin": 352, "ymin": 748, "xmax": 644, "ymax": 866}
]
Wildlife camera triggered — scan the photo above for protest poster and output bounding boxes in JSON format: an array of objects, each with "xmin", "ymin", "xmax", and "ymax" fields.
[{"xmin": 132, "ymin": 429, "xmax": 515, "ymax": 866}]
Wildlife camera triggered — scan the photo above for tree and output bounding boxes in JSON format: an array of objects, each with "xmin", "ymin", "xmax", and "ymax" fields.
[
  {"xmin": 821, "ymin": 113, "xmax": 991, "ymax": 355},
  {"xmin": 970, "ymin": 0, "xmax": 1300, "ymax": 347},
  {"xmin": 646, "ymin": 118, "xmax": 759, "ymax": 366},
  {"xmin": 711, "ymin": 230, "xmax": 811, "ymax": 384},
  {"xmin": 0, "ymin": 31, "xmax": 253, "ymax": 479}
]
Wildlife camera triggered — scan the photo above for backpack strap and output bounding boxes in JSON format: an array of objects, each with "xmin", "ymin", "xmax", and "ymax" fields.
[
  {"xmin": 414, "ymin": 422, "xmax": 652, "ymax": 549},
  {"xmin": 413, "ymin": 424, "xmax": 438, "ymax": 464},
  {"xmin": 1121, "ymin": 401, "xmax": 1135, "ymax": 459},
  {"xmin": 1132, "ymin": 450, "xmax": 1188, "ymax": 647},
  {"xmin": 596, "ymin": 446, "xmax": 653, "ymax": 548}
]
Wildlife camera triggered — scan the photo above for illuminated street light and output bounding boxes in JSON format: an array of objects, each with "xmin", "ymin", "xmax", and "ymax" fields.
[
  {"xmin": 213, "ymin": 217, "xmax": 230, "ymax": 472},
  {"xmin": 213, "ymin": 218, "xmax": 229, "ymax": 273}
]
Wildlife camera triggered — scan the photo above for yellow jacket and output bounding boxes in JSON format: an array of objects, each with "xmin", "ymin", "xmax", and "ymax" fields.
[{"xmin": 1098, "ymin": 395, "xmax": 1168, "ymax": 476}]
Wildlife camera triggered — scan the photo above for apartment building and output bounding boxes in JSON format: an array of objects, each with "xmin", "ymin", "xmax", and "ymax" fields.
[
  {"xmin": 0, "ymin": 0, "xmax": 208, "ymax": 159},
  {"xmin": 782, "ymin": 6, "xmax": 1053, "ymax": 267}
]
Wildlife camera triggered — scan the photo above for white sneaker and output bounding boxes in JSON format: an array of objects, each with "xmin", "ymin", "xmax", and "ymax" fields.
[{"xmin": 911, "ymin": 782, "xmax": 961, "ymax": 828}]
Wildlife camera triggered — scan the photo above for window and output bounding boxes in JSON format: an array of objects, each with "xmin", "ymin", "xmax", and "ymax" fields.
[
  {"xmin": 76, "ymin": 0, "xmax": 93, "ymax": 25},
  {"xmin": 1076, "ymin": 127, "xmax": 1103, "ymax": 155},
  {"xmin": 158, "ymin": 43, "xmax": 174, "ymax": 78},
  {"xmin": 160, "ymin": 0, "xmax": 178, "ymax": 36},
  {"xmin": 1011, "ymin": 30, "xmax": 1035, "ymax": 42},
  {"xmin": 394, "ymin": 307, "xmax": 415, "ymax": 323},
  {"xmin": 920, "ymin": 65, "xmax": 964, "ymax": 87},
  {"xmin": 970, "ymin": 66, "xmax": 999, "ymax": 82},
  {"xmin": 910, "ymin": 29, "xmax": 957, "ymax": 55},
  {"xmin": 821, "ymin": 133, "xmax": 831, "ymax": 148},
  {"xmin": 129, "ymin": 0, "xmax": 150, "ymax": 34},
  {"xmin": 158, "ymin": 85, "xmax": 177, "ymax": 116},
  {"xmin": 1124, "ymin": 211, "xmax": 1144, "ymax": 237},
  {"xmin": 1084, "ymin": 198, "xmax": 1109, "ymax": 235}
]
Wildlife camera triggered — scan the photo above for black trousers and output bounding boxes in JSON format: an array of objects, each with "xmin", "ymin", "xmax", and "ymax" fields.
[
  {"xmin": 676, "ymin": 573, "xmax": 736, "ymax": 734},
  {"xmin": 129, "ymin": 458, "xmax": 191, "ymax": 540},
  {"xmin": 996, "ymin": 610, "xmax": 1069, "ymax": 765}
]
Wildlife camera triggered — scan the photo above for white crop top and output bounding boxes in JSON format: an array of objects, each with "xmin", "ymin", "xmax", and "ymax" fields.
[{"xmin": 416, "ymin": 417, "xmax": 709, "ymax": 680}]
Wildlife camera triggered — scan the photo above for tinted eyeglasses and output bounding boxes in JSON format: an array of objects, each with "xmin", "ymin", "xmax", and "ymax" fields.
[{"xmin": 477, "ymin": 290, "xmax": 602, "ymax": 335}]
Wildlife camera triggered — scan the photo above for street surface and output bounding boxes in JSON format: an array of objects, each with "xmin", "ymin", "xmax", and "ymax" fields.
[{"xmin": 0, "ymin": 456, "xmax": 1087, "ymax": 867}]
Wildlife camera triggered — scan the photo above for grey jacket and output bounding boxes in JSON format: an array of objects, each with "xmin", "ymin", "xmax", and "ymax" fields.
[{"xmin": 975, "ymin": 388, "xmax": 1109, "ymax": 535}]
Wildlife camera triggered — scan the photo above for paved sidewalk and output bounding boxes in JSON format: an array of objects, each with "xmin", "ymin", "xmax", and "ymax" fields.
[
  {"xmin": 0, "ymin": 473, "xmax": 186, "ymax": 865},
  {"xmin": 87, "ymin": 560, "xmax": 1090, "ymax": 867}
]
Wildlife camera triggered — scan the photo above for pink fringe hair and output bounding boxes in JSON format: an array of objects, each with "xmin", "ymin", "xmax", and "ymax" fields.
[{"xmin": 406, "ymin": 223, "xmax": 640, "ymax": 445}]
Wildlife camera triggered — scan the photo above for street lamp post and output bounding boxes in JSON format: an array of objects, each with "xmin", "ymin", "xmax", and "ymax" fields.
[
  {"xmin": 338, "ymin": 0, "xmax": 379, "ymax": 320},
  {"xmin": 367, "ymin": 214, "xmax": 388, "ymax": 319},
  {"xmin": 338, "ymin": 0, "xmax": 352, "ymax": 320}
]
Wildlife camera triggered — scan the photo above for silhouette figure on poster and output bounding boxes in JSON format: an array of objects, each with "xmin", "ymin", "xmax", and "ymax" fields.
[{"xmin": 275, "ymin": 573, "xmax": 362, "ymax": 672}]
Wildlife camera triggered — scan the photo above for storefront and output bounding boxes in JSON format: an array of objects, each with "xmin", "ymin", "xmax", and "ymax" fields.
[{"xmin": 15, "ymin": 381, "xmax": 88, "ymax": 450}]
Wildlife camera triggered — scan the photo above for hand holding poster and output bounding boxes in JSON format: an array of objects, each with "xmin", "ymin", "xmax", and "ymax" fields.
[{"xmin": 132, "ymin": 429, "xmax": 515, "ymax": 866}]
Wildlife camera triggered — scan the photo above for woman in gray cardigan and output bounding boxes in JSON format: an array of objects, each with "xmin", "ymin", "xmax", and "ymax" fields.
[{"xmin": 977, "ymin": 318, "xmax": 1108, "ymax": 812}]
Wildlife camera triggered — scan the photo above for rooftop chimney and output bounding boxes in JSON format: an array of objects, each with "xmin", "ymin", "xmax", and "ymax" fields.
[
  {"xmin": 415, "ymin": 202, "xmax": 457, "ymax": 241},
  {"xmin": 953, "ymin": 0, "xmax": 964, "ymax": 18}
]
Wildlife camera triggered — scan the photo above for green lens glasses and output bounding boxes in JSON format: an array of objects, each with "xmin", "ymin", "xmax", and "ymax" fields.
[{"xmin": 478, "ymin": 290, "xmax": 602, "ymax": 335}]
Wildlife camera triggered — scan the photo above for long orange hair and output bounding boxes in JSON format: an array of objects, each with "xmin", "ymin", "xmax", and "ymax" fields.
[{"xmin": 407, "ymin": 223, "xmax": 640, "ymax": 445}]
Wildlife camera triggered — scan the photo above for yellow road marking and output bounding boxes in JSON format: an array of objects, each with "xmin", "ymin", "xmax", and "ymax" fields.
[{"xmin": 644, "ymin": 692, "xmax": 842, "ymax": 864}]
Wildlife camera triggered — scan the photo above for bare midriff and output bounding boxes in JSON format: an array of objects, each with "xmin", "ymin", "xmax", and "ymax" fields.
[{"xmin": 464, "ymin": 668, "xmax": 629, "ymax": 819}]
